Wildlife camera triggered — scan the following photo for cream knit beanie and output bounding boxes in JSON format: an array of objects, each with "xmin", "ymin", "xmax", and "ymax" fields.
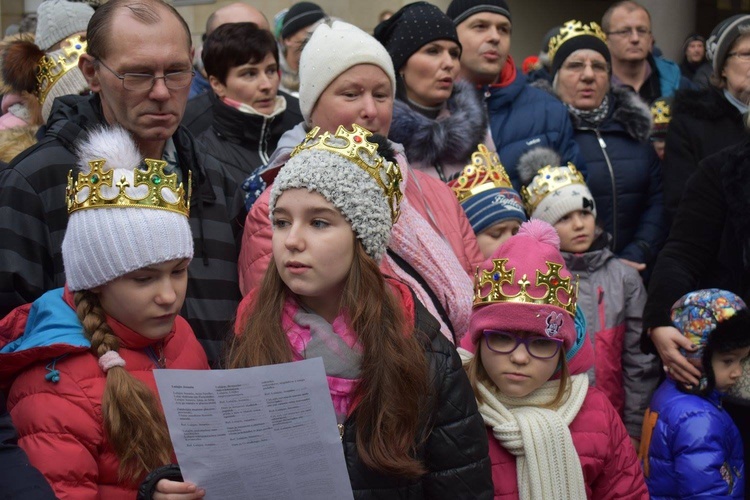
[{"xmin": 35, "ymin": 0, "xmax": 94, "ymax": 51}]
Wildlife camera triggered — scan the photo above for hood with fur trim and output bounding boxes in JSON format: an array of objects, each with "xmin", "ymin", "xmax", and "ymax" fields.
[{"xmin": 388, "ymin": 80, "xmax": 488, "ymax": 168}]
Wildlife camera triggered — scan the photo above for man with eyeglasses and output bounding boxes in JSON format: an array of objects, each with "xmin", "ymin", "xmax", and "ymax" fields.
[
  {"xmin": 0, "ymin": 0, "xmax": 242, "ymax": 367},
  {"xmin": 602, "ymin": 0, "xmax": 691, "ymax": 104}
]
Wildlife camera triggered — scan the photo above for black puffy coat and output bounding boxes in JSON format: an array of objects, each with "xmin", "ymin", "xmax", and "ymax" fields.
[
  {"xmin": 196, "ymin": 92, "xmax": 304, "ymax": 184},
  {"xmin": 570, "ymin": 87, "xmax": 666, "ymax": 265},
  {"xmin": 662, "ymin": 85, "xmax": 747, "ymax": 223}
]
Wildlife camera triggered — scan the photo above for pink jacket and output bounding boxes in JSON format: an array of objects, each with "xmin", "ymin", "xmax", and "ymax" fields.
[
  {"xmin": 487, "ymin": 386, "xmax": 648, "ymax": 500},
  {"xmin": 238, "ymin": 152, "xmax": 483, "ymax": 294}
]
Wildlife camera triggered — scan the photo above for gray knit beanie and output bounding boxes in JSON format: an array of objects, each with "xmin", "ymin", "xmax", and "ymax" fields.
[
  {"xmin": 706, "ymin": 14, "xmax": 750, "ymax": 76},
  {"xmin": 35, "ymin": 0, "xmax": 94, "ymax": 51},
  {"xmin": 269, "ymin": 127, "xmax": 401, "ymax": 262}
]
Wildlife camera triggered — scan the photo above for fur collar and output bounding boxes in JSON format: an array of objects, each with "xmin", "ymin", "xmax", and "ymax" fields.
[
  {"xmin": 673, "ymin": 85, "xmax": 740, "ymax": 121},
  {"xmin": 388, "ymin": 80, "xmax": 488, "ymax": 166}
]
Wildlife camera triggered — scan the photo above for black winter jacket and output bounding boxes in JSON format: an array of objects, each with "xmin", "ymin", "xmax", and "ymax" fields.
[
  {"xmin": 0, "ymin": 94, "xmax": 242, "ymax": 365},
  {"xmin": 196, "ymin": 92, "xmax": 303, "ymax": 184},
  {"xmin": 569, "ymin": 87, "xmax": 667, "ymax": 265},
  {"xmin": 662, "ymin": 85, "xmax": 747, "ymax": 223}
]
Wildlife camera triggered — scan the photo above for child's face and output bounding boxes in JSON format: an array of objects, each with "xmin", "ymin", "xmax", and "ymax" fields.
[
  {"xmin": 272, "ymin": 189, "xmax": 355, "ymax": 321},
  {"xmin": 479, "ymin": 330, "xmax": 561, "ymax": 398},
  {"xmin": 553, "ymin": 210, "xmax": 596, "ymax": 253},
  {"xmin": 477, "ymin": 220, "xmax": 521, "ymax": 258},
  {"xmin": 712, "ymin": 346, "xmax": 750, "ymax": 392},
  {"xmin": 652, "ymin": 139, "xmax": 665, "ymax": 161},
  {"xmin": 93, "ymin": 258, "xmax": 190, "ymax": 340}
]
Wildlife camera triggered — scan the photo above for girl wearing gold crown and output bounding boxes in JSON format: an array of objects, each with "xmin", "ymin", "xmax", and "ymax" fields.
[
  {"xmin": 151, "ymin": 125, "xmax": 493, "ymax": 498},
  {"xmin": 0, "ymin": 126, "xmax": 209, "ymax": 499},
  {"xmin": 459, "ymin": 219, "xmax": 648, "ymax": 499}
]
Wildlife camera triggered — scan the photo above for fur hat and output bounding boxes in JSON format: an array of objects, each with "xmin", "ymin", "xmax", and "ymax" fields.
[
  {"xmin": 298, "ymin": 20, "xmax": 396, "ymax": 124},
  {"xmin": 35, "ymin": 0, "xmax": 94, "ymax": 51},
  {"xmin": 280, "ymin": 2, "xmax": 326, "ymax": 40},
  {"xmin": 706, "ymin": 14, "xmax": 750, "ymax": 76},
  {"xmin": 518, "ymin": 147, "xmax": 596, "ymax": 225},
  {"xmin": 446, "ymin": 0, "xmax": 511, "ymax": 25},
  {"xmin": 268, "ymin": 127, "xmax": 400, "ymax": 262},
  {"xmin": 374, "ymin": 2, "xmax": 461, "ymax": 72},
  {"xmin": 671, "ymin": 289, "xmax": 750, "ymax": 394},
  {"xmin": 62, "ymin": 127, "xmax": 193, "ymax": 291}
]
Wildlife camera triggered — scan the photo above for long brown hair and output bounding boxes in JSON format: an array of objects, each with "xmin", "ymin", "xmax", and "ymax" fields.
[
  {"xmin": 74, "ymin": 290, "xmax": 173, "ymax": 482},
  {"xmin": 465, "ymin": 343, "xmax": 571, "ymax": 409},
  {"xmin": 227, "ymin": 242, "xmax": 430, "ymax": 477}
]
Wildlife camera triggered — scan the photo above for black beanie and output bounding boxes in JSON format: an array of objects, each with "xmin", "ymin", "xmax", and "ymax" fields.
[
  {"xmin": 281, "ymin": 2, "xmax": 326, "ymax": 40},
  {"xmin": 374, "ymin": 2, "xmax": 461, "ymax": 72},
  {"xmin": 549, "ymin": 21, "xmax": 610, "ymax": 78},
  {"xmin": 446, "ymin": 0, "xmax": 511, "ymax": 26}
]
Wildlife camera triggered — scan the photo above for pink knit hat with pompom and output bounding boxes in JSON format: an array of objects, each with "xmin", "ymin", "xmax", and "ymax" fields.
[{"xmin": 466, "ymin": 219, "xmax": 578, "ymax": 350}]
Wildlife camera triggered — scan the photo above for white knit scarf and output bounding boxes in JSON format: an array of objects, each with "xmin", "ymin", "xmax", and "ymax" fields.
[{"xmin": 458, "ymin": 348, "xmax": 589, "ymax": 500}]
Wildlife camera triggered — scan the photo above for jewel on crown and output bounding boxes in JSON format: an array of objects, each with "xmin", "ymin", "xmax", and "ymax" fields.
[
  {"xmin": 290, "ymin": 124, "xmax": 403, "ymax": 222},
  {"xmin": 474, "ymin": 258, "xmax": 578, "ymax": 316},
  {"xmin": 66, "ymin": 158, "xmax": 191, "ymax": 217},
  {"xmin": 521, "ymin": 162, "xmax": 586, "ymax": 214},
  {"xmin": 451, "ymin": 144, "xmax": 513, "ymax": 202},
  {"xmin": 651, "ymin": 100, "xmax": 671, "ymax": 125},
  {"xmin": 36, "ymin": 34, "xmax": 87, "ymax": 104},
  {"xmin": 547, "ymin": 20, "xmax": 607, "ymax": 62}
]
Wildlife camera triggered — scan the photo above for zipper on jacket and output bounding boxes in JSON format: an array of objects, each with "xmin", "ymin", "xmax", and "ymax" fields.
[
  {"xmin": 594, "ymin": 130, "xmax": 618, "ymax": 251},
  {"xmin": 258, "ymin": 117, "xmax": 270, "ymax": 165}
]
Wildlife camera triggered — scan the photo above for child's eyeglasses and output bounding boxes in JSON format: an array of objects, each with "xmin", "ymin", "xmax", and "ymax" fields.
[{"xmin": 482, "ymin": 330, "xmax": 563, "ymax": 359}]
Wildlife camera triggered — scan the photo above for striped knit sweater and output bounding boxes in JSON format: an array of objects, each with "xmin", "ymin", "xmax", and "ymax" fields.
[{"xmin": 0, "ymin": 94, "xmax": 241, "ymax": 365}]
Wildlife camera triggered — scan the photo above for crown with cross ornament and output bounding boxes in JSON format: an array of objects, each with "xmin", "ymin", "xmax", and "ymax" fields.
[
  {"xmin": 66, "ymin": 158, "xmax": 191, "ymax": 217},
  {"xmin": 450, "ymin": 144, "xmax": 514, "ymax": 203},
  {"xmin": 290, "ymin": 124, "xmax": 403, "ymax": 222},
  {"xmin": 547, "ymin": 20, "xmax": 607, "ymax": 63},
  {"xmin": 650, "ymin": 99, "xmax": 671, "ymax": 126},
  {"xmin": 520, "ymin": 162, "xmax": 587, "ymax": 214},
  {"xmin": 474, "ymin": 257, "xmax": 578, "ymax": 316},
  {"xmin": 36, "ymin": 34, "xmax": 87, "ymax": 104}
]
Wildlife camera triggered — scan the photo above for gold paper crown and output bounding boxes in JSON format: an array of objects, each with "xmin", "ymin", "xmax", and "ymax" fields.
[
  {"xmin": 450, "ymin": 144, "xmax": 513, "ymax": 203},
  {"xmin": 521, "ymin": 163, "xmax": 586, "ymax": 214},
  {"xmin": 36, "ymin": 35, "xmax": 87, "ymax": 104},
  {"xmin": 650, "ymin": 100, "xmax": 671, "ymax": 126},
  {"xmin": 548, "ymin": 20, "xmax": 607, "ymax": 63},
  {"xmin": 474, "ymin": 258, "xmax": 578, "ymax": 316},
  {"xmin": 66, "ymin": 158, "xmax": 191, "ymax": 217},
  {"xmin": 290, "ymin": 124, "xmax": 403, "ymax": 222}
]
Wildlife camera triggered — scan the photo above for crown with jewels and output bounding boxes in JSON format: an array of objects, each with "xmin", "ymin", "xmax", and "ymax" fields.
[
  {"xmin": 66, "ymin": 158, "xmax": 192, "ymax": 217},
  {"xmin": 36, "ymin": 35, "xmax": 87, "ymax": 105},
  {"xmin": 474, "ymin": 258, "xmax": 578, "ymax": 316},
  {"xmin": 650, "ymin": 99, "xmax": 671, "ymax": 126},
  {"xmin": 290, "ymin": 124, "xmax": 403, "ymax": 222},
  {"xmin": 451, "ymin": 144, "xmax": 513, "ymax": 202},
  {"xmin": 548, "ymin": 20, "xmax": 607, "ymax": 62},
  {"xmin": 521, "ymin": 162, "xmax": 586, "ymax": 214}
]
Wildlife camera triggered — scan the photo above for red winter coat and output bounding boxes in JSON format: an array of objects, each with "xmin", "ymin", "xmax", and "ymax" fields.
[
  {"xmin": 487, "ymin": 386, "xmax": 648, "ymax": 499},
  {"xmin": 0, "ymin": 288, "xmax": 209, "ymax": 500}
]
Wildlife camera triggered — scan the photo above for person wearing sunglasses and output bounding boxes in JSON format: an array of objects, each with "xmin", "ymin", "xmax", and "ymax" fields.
[{"xmin": 458, "ymin": 219, "xmax": 648, "ymax": 499}]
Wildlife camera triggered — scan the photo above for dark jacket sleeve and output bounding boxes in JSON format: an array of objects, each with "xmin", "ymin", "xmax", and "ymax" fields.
[
  {"xmin": 0, "ymin": 395, "xmax": 56, "ymax": 500},
  {"xmin": 619, "ymin": 149, "xmax": 666, "ymax": 264},
  {"xmin": 662, "ymin": 111, "xmax": 701, "ymax": 223},
  {"xmin": 422, "ymin": 332, "xmax": 493, "ymax": 499}
]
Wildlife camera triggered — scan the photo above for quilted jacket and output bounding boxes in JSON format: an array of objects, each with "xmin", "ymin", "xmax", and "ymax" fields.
[{"xmin": 0, "ymin": 287, "xmax": 209, "ymax": 500}]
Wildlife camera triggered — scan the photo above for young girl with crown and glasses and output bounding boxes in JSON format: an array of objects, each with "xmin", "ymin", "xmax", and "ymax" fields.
[
  {"xmin": 0, "ymin": 126, "xmax": 209, "ymax": 499},
  {"xmin": 458, "ymin": 219, "xmax": 648, "ymax": 499},
  {"xmin": 155, "ymin": 124, "xmax": 493, "ymax": 498}
]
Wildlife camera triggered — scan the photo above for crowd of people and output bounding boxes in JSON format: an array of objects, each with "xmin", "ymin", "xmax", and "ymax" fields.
[{"xmin": 0, "ymin": 0, "xmax": 749, "ymax": 499}]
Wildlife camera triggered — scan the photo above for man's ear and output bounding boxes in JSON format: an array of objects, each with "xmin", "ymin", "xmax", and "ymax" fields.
[{"xmin": 79, "ymin": 54, "xmax": 101, "ymax": 92}]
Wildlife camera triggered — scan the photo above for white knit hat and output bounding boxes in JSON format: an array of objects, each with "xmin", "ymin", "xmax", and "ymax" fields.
[
  {"xmin": 298, "ymin": 20, "xmax": 396, "ymax": 124},
  {"xmin": 62, "ymin": 126, "xmax": 193, "ymax": 291},
  {"xmin": 521, "ymin": 164, "xmax": 596, "ymax": 225},
  {"xmin": 35, "ymin": 0, "xmax": 94, "ymax": 51}
]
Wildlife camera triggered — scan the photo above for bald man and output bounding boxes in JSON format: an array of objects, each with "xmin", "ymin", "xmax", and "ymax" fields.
[{"xmin": 205, "ymin": 2, "xmax": 269, "ymax": 35}]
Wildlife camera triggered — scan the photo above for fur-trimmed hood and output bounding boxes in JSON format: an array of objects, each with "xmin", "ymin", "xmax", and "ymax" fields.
[
  {"xmin": 533, "ymin": 80, "xmax": 653, "ymax": 143},
  {"xmin": 388, "ymin": 80, "xmax": 488, "ymax": 167}
]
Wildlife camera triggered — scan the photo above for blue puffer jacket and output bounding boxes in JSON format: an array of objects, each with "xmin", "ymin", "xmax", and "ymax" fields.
[
  {"xmin": 643, "ymin": 379, "xmax": 745, "ymax": 499},
  {"xmin": 570, "ymin": 86, "xmax": 666, "ymax": 265},
  {"xmin": 486, "ymin": 66, "xmax": 584, "ymax": 190}
]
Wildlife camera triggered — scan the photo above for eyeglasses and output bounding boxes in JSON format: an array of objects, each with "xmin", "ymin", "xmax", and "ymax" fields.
[
  {"xmin": 727, "ymin": 51, "xmax": 750, "ymax": 62},
  {"xmin": 561, "ymin": 60, "xmax": 610, "ymax": 74},
  {"xmin": 607, "ymin": 27, "xmax": 651, "ymax": 38},
  {"xmin": 97, "ymin": 59, "xmax": 194, "ymax": 91},
  {"xmin": 482, "ymin": 330, "xmax": 563, "ymax": 359}
]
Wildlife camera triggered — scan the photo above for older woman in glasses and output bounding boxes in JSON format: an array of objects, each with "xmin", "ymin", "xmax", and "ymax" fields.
[{"xmin": 543, "ymin": 20, "xmax": 665, "ymax": 273}]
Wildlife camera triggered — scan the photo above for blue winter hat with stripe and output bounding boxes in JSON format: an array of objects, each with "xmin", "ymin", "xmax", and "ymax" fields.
[{"xmin": 449, "ymin": 144, "xmax": 527, "ymax": 234}]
